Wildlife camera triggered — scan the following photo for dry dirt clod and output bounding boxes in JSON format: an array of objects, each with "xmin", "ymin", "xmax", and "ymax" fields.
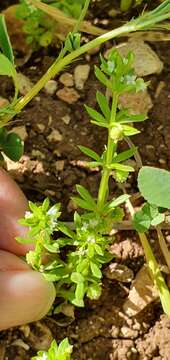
[
  {"xmin": 123, "ymin": 265, "xmax": 158, "ymax": 317},
  {"xmin": 17, "ymin": 72, "xmax": 33, "ymax": 95},
  {"xmin": 28, "ymin": 322, "xmax": 53, "ymax": 351},
  {"xmin": 56, "ymin": 87, "xmax": 80, "ymax": 104},
  {"xmin": 74, "ymin": 64, "xmax": 90, "ymax": 90},
  {"xmin": 44, "ymin": 80, "xmax": 58, "ymax": 95},
  {"xmin": 120, "ymin": 326, "xmax": 138, "ymax": 339},
  {"xmin": 11, "ymin": 339, "xmax": 30, "ymax": 351},
  {"xmin": 31, "ymin": 149, "xmax": 45, "ymax": 159},
  {"xmin": 62, "ymin": 114, "xmax": 71, "ymax": 124},
  {"xmin": 0, "ymin": 97, "xmax": 9, "ymax": 108},
  {"xmin": 55, "ymin": 160, "xmax": 65, "ymax": 171},
  {"xmin": 119, "ymin": 90, "xmax": 153, "ymax": 115},
  {"xmin": 11, "ymin": 126, "xmax": 28, "ymax": 141},
  {"xmin": 59, "ymin": 73, "xmax": 74, "ymax": 87},
  {"xmin": 36, "ymin": 123, "xmax": 46, "ymax": 133},
  {"xmin": 47, "ymin": 129, "xmax": 63, "ymax": 142},
  {"xmin": 104, "ymin": 262, "xmax": 134, "ymax": 283}
]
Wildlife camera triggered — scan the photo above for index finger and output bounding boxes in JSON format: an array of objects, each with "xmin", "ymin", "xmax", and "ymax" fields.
[{"xmin": 0, "ymin": 168, "xmax": 33, "ymax": 256}]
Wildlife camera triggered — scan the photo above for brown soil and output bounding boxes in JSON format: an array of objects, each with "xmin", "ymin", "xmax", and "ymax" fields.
[{"xmin": 1, "ymin": 1, "xmax": 170, "ymax": 359}]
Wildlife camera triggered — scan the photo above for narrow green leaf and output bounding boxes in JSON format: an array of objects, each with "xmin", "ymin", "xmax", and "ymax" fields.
[
  {"xmin": 76, "ymin": 185, "xmax": 96, "ymax": 207},
  {"xmin": 118, "ymin": 113, "xmax": 147, "ymax": 124},
  {"xmin": 0, "ymin": 54, "xmax": 18, "ymax": 100},
  {"xmin": 75, "ymin": 282, "xmax": 85, "ymax": 300},
  {"xmin": 78, "ymin": 145, "xmax": 101, "ymax": 162},
  {"xmin": 109, "ymin": 163, "xmax": 134, "ymax": 172},
  {"xmin": 72, "ymin": 197, "xmax": 95, "ymax": 211},
  {"xmin": 0, "ymin": 15, "xmax": 14, "ymax": 64},
  {"xmin": 85, "ymin": 105, "xmax": 107, "ymax": 124},
  {"xmin": 16, "ymin": 236, "xmax": 33, "ymax": 244},
  {"xmin": 94, "ymin": 244, "xmax": 103, "ymax": 255},
  {"xmin": 58, "ymin": 338, "xmax": 72, "ymax": 355},
  {"xmin": 90, "ymin": 261, "xmax": 102, "ymax": 279},
  {"xmin": 138, "ymin": 166, "xmax": 170, "ymax": 209},
  {"xmin": 0, "ymin": 53, "xmax": 16, "ymax": 77},
  {"xmin": 123, "ymin": 125, "xmax": 140, "ymax": 136},
  {"xmin": 71, "ymin": 272, "xmax": 84, "ymax": 284},
  {"xmin": 87, "ymin": 161, "xmax": 103, "ymax": 168},
  {"xmin": 57, "ymin": 222, "xmax": 75, "ymax": 238},
  {"xmin": 108, "ymin": 194, "xmax": 130, "ymax": 209},
  {"xmin": 96, "ymin": 90, "xmax": 111, "ymax": 120},
  {"xmin": 91, "ymin": 120, "xmax": 108, "ymax": 128},
  {"xmin": 42, "ymin": 198, "xmax": 50, "ymax": 212},
  {"xmin": 113, "ymin": 147, "xmax": 137, "ymax": 163},
  {"xmin": 94, "ymin": 66, "xmax": 112, "ymax": 90}
]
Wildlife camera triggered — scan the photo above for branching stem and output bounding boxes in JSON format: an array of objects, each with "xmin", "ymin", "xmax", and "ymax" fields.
[{"xmin": 97, "ymin": 93, "xmax": 118, "ymax": 210}]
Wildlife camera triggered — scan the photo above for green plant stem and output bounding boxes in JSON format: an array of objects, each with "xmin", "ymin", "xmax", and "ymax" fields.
[
  {"xmin": 74, "ymin": 0, "xmax": 91, "ymax": 33},
  {"xmin": 97, "ymin": 93, "xmax": 119, "ymax": 210},
  {"xmin": 2, "ymin": 1, "xmax": 170, "ymax": 126},
  {"xmin": 156, "ymin": 225, "xmax": 170, "ymax": 272},
  {"xmin": 125, "ymin": 137, "xmax": 170, "ymax": 272},
  {"xmin": 126, "ymin": 196, "xmax": 170, "ymax": 317},
  {"xmin": 2, "ymin": 23, "xmax": 133, "ymax": 125}
]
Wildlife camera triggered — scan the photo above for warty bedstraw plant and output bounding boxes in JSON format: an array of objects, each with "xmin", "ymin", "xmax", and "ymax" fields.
[
  {"xmin": 1, "ymin": 0, "xmax": 170, "ymax": 315},
  {"xmin": 17, "ymin": 49, "xmax": 150, "ymax": 309}
]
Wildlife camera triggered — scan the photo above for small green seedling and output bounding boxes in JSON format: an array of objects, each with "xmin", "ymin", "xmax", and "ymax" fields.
[
  {"xmin": 0, "ymin": 15, "xmax": 23, "ymax": 161},
  {"xmin": 31, "ymin": 338, "xmax": 73, "ymax": 360},
  {"xmin": 16, "ymin": 0, "xmax": 86, "ymax": 47},
  {"xmin": 16, "ymin": 0, "xmax": 56, "ymax": 47}
]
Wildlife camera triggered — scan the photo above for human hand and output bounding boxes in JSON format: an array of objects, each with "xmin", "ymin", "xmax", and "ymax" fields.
[{"xmin": 0, "ymin": 169, "xmax": 55, "ymax": 330}]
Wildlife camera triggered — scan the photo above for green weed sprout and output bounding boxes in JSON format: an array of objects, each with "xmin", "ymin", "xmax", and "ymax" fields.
[{"xmin": 31, "ymin": 338, "xmax": 73, "ymax": 360}]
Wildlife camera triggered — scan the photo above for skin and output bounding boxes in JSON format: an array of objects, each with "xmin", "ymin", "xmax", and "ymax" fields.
[{"xmin": 0, "ymin": 168, "xmax": 56, "ymax": 330}]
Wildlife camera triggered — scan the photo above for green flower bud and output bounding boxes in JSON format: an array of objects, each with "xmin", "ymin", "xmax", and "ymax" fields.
[{"xmin": 110, "ymin": 123, "xmax": 124, "ymax": 141}]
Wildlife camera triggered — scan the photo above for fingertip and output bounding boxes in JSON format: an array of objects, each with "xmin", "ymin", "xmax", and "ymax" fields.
[{"xmin": 0, "ymin": 270, "xmax": 56, "ymax": 330}]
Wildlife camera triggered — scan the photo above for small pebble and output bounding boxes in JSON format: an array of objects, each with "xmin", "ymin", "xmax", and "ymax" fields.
[
  {"xmin": 0, "ymin": 96, "xmax": 9, "ymax": 108},
  {"xmin": 62, "ymin": 114, "xmax": 71, "ymax": 124},
  {"xmin": 55, "ymin": 160, "xmax": 65, "ymax": 171},
  {"xmin": 56, "ymin": 87, "xmax": 80, "ymax": 104},
  {"xmin": 59, "ymin": 73, "xmax": 74, "ymax": 87},
  {"xmin": 44, "ymin": 80, "xmax": 58, "ymax": 95},
  {"xmin": 74, "ymin": 64, "xmax": 90, "ymax": 90},
  {"xmin": 47, "ymin": 129, "xmax": 63, "ymax": 142},
  {"xmin": 17, "ymin": 72, "xmax": 33, "ymax": 95}
]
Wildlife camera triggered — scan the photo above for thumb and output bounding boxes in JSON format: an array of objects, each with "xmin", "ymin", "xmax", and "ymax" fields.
[{"xmin": 0, "ymin": 251, "xmax": 56, "ymax": 330}]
